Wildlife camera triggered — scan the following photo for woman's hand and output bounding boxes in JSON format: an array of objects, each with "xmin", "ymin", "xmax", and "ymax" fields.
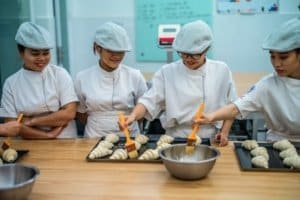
[
  {"xmin": 193, "ymin": 113, "xmax": 213, "ymax": 126},
  {"xmin": 0, "ymin": 121, "xmax": 21, "ymax": 136},
  {"xmin": 215, "ymin": 132, "xmax": 229, "ymax": 147},
  {"xmin": 46, "ymin": 126, "xmax": 64, "ymax": 139}
]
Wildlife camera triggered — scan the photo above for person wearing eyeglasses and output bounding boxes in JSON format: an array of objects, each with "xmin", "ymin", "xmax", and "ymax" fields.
[
  {"xmin": 0, "ymin": 22, "xmax": 78, "ymax": 139},
  {"xmin": 124, "ymin": 20, "xmax": 238, "ymax": 146},
  {"xmin": 74, "ymin": 22, "xmax": 148, "ymax": 138},
  {"xmin": 195, "ymin": 17, "xmax": 300, "ymax": 142}
]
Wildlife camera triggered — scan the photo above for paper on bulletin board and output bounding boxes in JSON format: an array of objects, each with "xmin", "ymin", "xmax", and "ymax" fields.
[
  {"xmin": 217, "ymin": 0, "xmax": 279, "ymax": 14},
  {"xmin": 135, "ymin": 0, "xmax": 213, "ymax": 62}
]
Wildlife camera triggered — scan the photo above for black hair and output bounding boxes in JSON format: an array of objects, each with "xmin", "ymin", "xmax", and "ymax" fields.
[{"xmin": 17, "ymin": 44, "xmax": 26, "ymax": 53}]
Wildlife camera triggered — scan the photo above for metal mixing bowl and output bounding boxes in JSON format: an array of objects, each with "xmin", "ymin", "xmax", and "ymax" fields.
[
  {"xmin": 0, "ymin": 164, "xmax": 40, "ymax": 200},
  {"xmin": 159, "ymin": 144, "xmax": 220, "ymax": 180}
]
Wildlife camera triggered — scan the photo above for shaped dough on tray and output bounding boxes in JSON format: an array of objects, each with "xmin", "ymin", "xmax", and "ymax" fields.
[
  {"xmin": 250, "ymin": 147, "xmax": 269, "ymax": 160},
  {"xmin": 135, "ymin": 134, "xmax": 149, "ymax": 145},
  {"xmin": 242, "ymin": 140, "xmax": 258, "ymax": 150},
  {"xmin": 283, "ymin": 155, "xmax": 300, "ymax": 169},
  {"xmin": 134, "ymin": 141, "xmax": 142, "ymax": 151},
  {"xmin": 138, "ymin": 149, "xmax": 159, "ymax": 160},
  {"xmin": 89, "ymin": 146, "xmax": 112, "ymax": 159},
  {"xmin": 98, "ymin": 140, "xmax": 114, "ymax": 149},
  {"xmin": 2, "ymin": 148, "xmax": 18, "ymax": 163},
  {"xmin": 105, "ymin": 133, "xmax": 119, "ymax": 143},
  {"xmin": 156, "ymin": 142, "xmax": 171, "ymax": 151},
  {"xmin": 279, "ymin": 147, "xmax": 298, "ymax": 159},
  {"xmin": 109, "ymin": 149, "xmax": 128, "ymax": 160},
  {"xmin": 273, "ymin": 139, "xmax": 294, "ymax": 151},
  {"xmin": 251, "ymin": 155, "xmax": 269, "ymax": 168},
  {"xmin": 157, "ymin": 135, "xmax": 174, "ymax": 146}
]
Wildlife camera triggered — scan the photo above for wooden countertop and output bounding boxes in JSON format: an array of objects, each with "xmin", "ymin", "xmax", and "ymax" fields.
[{"xmin": 10, "ymin": 139, "xmax": 300, "ymax": 200}]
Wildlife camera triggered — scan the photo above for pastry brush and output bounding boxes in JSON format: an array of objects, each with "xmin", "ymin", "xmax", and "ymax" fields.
[
  {"xmin": 186, "ymin": 102, "xmax": 204, "ymax": 154},
  {"xmin": 2, "ymin": 113, "xmax": 24, "ymax": 150},
  {"xmin": 118, "ymin": 112, "xmax": 138, "ymax": 159}
]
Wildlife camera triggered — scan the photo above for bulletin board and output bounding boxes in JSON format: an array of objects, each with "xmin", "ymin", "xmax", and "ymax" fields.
[
  {"xmin": 135, "ymin": 0, "xmax": 213, "ymax": 62},
  {"xmin": 217, "ymin": 0, "xmax": 280, "ymax": 14}
]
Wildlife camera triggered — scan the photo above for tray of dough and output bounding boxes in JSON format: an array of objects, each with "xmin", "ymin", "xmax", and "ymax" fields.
[
  {"xmin": 86, "ymin": 134, "xmax": 210, "ymax": 163},
  {"xmin": 234, "ymin": 140, "xmax": 300, "ymax": 172}
]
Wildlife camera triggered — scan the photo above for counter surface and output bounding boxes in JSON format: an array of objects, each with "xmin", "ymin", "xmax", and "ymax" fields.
[{"xmin": 11, "ymin": 139, "xmax": 300, "ymax": 200}]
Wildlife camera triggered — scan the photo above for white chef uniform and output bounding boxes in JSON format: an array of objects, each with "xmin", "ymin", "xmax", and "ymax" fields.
[
  {"xmin": 139, "ymin": 59, "xmax": 238, "ymax": 138},
  {"xmin": 75, "ymin": 64, "xmax": 148, "ymax": 138},
  {"xmin": 0, "ymin": 64, "xmax": 78, "ymax": 138},
  {"xmin": 234, "ymin": 72, "xmax": 300, "ymax": 141}
]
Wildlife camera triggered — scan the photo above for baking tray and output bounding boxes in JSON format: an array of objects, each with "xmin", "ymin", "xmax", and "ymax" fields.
[
  {"xmin": 86, "ymin": 134, "xmax": 210, "ymax": 163},
  {"xmin": 234, "ymin": 142, "xmax": 300, "ymax": 172},
  {"xmin": 2, "ymin": 150, "xmax": 29, "ymax": 164}
]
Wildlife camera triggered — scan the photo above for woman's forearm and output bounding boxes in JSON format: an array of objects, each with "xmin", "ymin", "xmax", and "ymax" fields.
[
  {"xmin": 210, "ymin": 103, "xmax": 239, "ymax": 122},
  {"xmin": 27, "ymin": 102, "xmax": 77, "ymax": 127},
  {"xmin": 130, "ymin": 103, "xmax": 147, "ymax": 121}
]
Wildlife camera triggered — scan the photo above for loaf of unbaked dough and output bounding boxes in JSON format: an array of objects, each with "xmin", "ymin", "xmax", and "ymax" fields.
[
  {"xmin": 88, "ymin": 146, "xmax": 112, "ymax": 159},
  {"xmin": 109, "ymin": 149, "xmax": 128, "ymax": 160},
  {"xmin": 104, "ymin": 133, "xmax": 119, "ymax": 143},
  {"xmin": 138, "ymin": 149, "xmax": 159, "ymax": 160},
  {"xmin": 2, "ymin": 148, "xmax": 18, "ymax": 162},
  {"xmin": 157, "ymin": 135, "xmax": 174, "ymax": 146},
  {"xmin": 135, "ymin": 134, "xmax": 149, "ymax": 145}
]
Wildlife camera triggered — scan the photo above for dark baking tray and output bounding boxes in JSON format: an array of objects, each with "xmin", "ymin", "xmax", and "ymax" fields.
[
  {"xmin": 234, "ymin": 142, "xmax": 300, "ymax": 172},
  {"xmin": 86, "ymin": 134, "xmax": 210, "ymax": 163},
  {"xmin": 2, "ymin": 150, "xmax": 29, "ymax": 164}
]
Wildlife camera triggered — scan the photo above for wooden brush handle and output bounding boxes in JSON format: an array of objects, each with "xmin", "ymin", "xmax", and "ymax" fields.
[
  {"xmin": 118, "ymin": 112, "xmax": 131, "ymax": 142},
  {"xmin": 190, "ymin": 102, "xmax": 205, "ymax": 138},
  {"xmin": 195, "ymin": 102, "xmax": 204, "ymax": 119},
  {"xmin": 17, "ymin": 113, "xmax": 24, "ymax": 123}
]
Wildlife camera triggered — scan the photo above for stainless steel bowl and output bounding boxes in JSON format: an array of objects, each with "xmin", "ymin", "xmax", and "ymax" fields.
[
  {"xmin": 159, "ymin": 144, "xmax": 220, "ymax": 180},
  {"xmin": 0, "ymin": 164, "xmax": 40, "ymax": 200}
]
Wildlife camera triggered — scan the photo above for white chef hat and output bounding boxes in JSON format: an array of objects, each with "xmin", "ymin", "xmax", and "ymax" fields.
[
  {"xmin": 94, "ymin": 22, "xmax": 132, "ymax": 52},
  {"xmin": 172, "ymin": 20, "xmax": 212, "ymax": 54},
  {"xmin": 15, "ymin": 22, "xmax": 53, "ymax": 49},
  {"xmin": 262, "ymin": 17, "xmax": 300, "ymax": 52}
]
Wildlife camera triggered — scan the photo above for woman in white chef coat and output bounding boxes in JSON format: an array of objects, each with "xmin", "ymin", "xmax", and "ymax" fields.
[
  {"xmin": 74, "ymin": 22, "xmax": 148, "ymax": 138},
  {"xmin": 0, "ymin": 22, "xmax": 78, "ymax": 139},
  {"xmin": 125, "ymin": 20, "xmax": 238, "ymax": 146},
  {"xmin": 195, "ymin": 17, "xmax": 300, "ymax": 142}
]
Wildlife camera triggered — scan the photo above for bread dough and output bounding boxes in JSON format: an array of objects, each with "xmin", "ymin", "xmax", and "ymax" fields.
[
  {"xmin": 138, "ymin": 149, "xmax": 159, "ymax": 160},
  {"xmin": 157, "ymin": 135, "xmax": 174, "ymax": 146},
  {"xmin": 251, "ymin": 155, "xmax": 269, "ymax": 168},
  {"xmin": 242, "ymin": 140, "xmax": 258, "ymax": 150},
  {"xmin": 88, "ymin": 146, "xmax": 112, "ymax": 159},
  {"xmin": 105, "ymin": 133, "xmax": 119, "ymax": 143},
  {"xmin": 2, "ymin": 148, "xmax": 18, "ymax": 163},
  {"xmin": 273, "ymin": 139, "xmax": 294, "ymax": 151},
  {"xmin": 283, "ymin": 155, "xmax": 300, "ymax": 169},
  {"xmin": 250, "ymin": 147, "xmax": 269, "ymax": 160},
  {"xmin": 109, "ymin": 149, "xmax": 128, "ymax": 160},
  {"xmin": 279, "ymin": 147, "xmax": 298, "ymax": 159},
  {"xmin": 135, "ymin": 134, "xmax": 149, "ymax": 145}
]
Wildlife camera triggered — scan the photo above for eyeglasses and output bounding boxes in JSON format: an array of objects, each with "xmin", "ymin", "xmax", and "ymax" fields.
[{"xmin": 177, "ymin": 52, "xmax": 202, "ymax": 60}]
